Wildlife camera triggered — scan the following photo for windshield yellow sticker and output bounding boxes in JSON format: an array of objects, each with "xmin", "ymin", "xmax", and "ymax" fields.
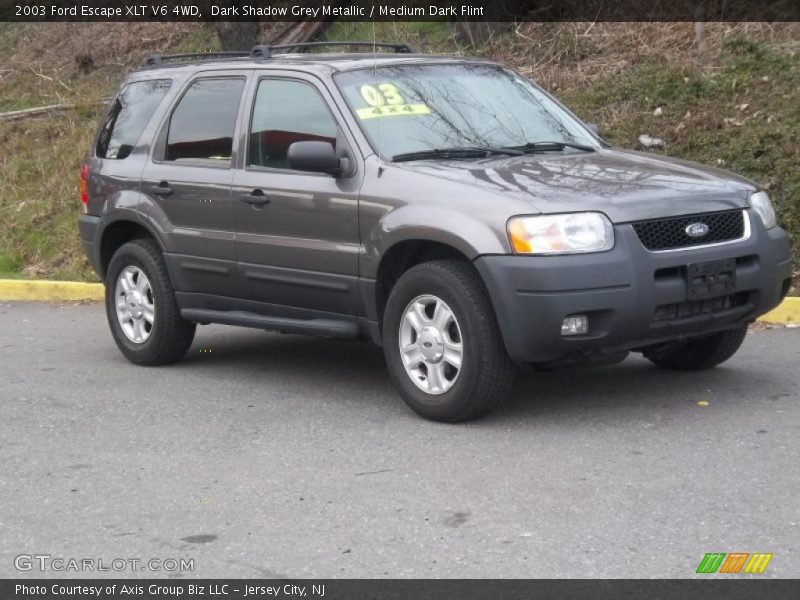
[
  {"xmin": 360, "ymin": 83, "xmax": 404, "ymax": 106},
  {"xmin": 356, "ymin": 83, "xmax": 430, "ymax": 119},
  {"xmin": 357, "ymin": 104, "xmax": 431, "ymax": 119}
]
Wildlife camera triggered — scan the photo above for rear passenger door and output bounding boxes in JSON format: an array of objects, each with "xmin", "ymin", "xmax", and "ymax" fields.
[
  {"xmin": 140, "ymin": 72, "xmax": 249, "ymax": 297},
  {"xmin": 231, "ymin": 73, "xmax": 363, "ymax": 316}
]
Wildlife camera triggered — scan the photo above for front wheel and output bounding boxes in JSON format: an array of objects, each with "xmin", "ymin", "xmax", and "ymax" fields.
[
  {"xmin": 382, "ymin": 260, "xmax": 516, "ymax": 422},
  {"xmin": 642, "ymin": 325, "xmax": 748, "ymax": 371},
  {"xmin": 105, "ymin": 238, "xmax": 195, "ymax": 365}
]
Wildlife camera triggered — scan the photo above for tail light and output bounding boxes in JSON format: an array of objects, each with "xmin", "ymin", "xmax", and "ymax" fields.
[{"xmin": 80, "ymin": 163, "xmax": 89, "ymax": 213}]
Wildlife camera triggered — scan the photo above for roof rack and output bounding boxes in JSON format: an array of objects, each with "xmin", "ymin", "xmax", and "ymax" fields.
[
  {"xmin": 143, "ymin": 42, "xmax": 415, "ymax": 68},
  {"xmin": 250, "ymin": 41, "xmax": 414, "ymax": 58},
  {"xmin": 143, "ymin": 52, "xmax": 250, "ymax": 67}
]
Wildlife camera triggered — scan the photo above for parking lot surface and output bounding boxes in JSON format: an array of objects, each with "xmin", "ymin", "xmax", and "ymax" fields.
[{"xmin": 1, "ymin": 302, "xmax": 798, "ymax": 578}]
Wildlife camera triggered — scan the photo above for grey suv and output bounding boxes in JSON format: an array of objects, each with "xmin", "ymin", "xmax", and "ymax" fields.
[{"xmin": 79, "ymin": 43, "xmax": 792, "ymax": 421}]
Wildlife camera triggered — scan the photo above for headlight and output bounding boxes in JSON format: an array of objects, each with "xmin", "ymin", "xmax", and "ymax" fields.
[
  {"xmin": 507, "ymin": 212, "xmax": 614, "ymax": 255},
  {"xmin": 749, "ymin": 191, "xmax": 777, "ymax": 229}
]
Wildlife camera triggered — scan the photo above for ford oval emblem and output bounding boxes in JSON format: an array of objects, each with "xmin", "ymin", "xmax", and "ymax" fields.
[{"xmin": 685, "ymin": 222, "xmax": 710, "ymax": 238}]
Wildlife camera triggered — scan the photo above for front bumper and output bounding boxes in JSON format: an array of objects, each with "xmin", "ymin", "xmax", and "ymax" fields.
[{"xmin": 475, "ymin": 209, "xmax": 792, "ymax": 364}]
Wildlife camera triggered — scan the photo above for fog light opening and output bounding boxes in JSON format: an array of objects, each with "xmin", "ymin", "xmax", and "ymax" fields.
[{"xmin": 561, "ymin": 315, "xmax": 589, "ymax": 336}]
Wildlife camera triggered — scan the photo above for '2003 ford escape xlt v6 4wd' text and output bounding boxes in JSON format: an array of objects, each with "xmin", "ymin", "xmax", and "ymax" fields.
[{"xmin": 79, "ymin": 42, "xmax": 792, "ymax": 422}]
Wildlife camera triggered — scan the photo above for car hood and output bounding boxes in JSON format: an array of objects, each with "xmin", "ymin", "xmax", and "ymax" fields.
[{"xmin": 391, "ymin": 147, "xmax": 758, "ymax": 222}]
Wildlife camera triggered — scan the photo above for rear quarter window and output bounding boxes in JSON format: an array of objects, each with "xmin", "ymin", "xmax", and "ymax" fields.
[{"xmin": 96, "ymin": 79, "xmax": 172, "ymax": 160}]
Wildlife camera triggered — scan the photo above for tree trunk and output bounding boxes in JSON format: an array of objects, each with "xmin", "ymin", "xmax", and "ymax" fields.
[
  {"xmin": 214, "ymin": 22, "xmax": 260, "ymax": 52},
  {"xmin": 453, "ymin": 22, "xmax": 511, "ymax": 48},
  {"xmin": 694, "ymin": 1, "xmax": 707, "ymax": 74},
  {"xmin": 694, "ymin": 22, "xmax": 706, "ymax": 71}
]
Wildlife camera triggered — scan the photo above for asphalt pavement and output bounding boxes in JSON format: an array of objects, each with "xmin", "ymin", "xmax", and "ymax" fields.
[{"xmin": 1, "ymin": 302, "xmax": 798, "ymax": 578}]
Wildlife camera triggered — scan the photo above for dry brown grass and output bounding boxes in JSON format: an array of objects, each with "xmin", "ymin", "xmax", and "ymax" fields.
[
  {"xmin": 0, "ymin": 23, "xmax": 200, "ymax": 113},
  {"xmin": 491, "ymin": 22, "xmax": 800, "ymax": 92},
  {"xmin": 4, "ymin": 23, "xmax": 196, "ymax": 72},
  {"xmin": 1, "ymin": 21, "xmax": 798, "ymax": 283}
]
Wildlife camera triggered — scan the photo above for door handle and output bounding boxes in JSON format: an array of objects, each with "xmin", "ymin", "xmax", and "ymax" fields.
[
  {"xmin": 240, "ymin": 189, "xmax": 271, "ymax": 207},
  {"xmin": 150, "ymin": 182, "xmax": 173, "ymax": 196}
]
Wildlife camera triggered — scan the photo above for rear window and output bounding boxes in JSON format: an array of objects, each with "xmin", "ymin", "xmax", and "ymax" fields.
[
  {"xmin": 96, "ymin": 79, "xmax": 171, "ymax": 160},
  {"xmin": 165, "ymin": 77, "xmax": 245, "ymax": 164}
]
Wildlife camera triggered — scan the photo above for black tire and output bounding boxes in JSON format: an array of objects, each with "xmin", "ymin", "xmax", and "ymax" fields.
[
  {"xmin": 382, "ymin": 260, "xmax": 516, "ymax": 422},
  {"xmin": 642, "ymin": 325, "xmax": 748, "ymax": 371},
  {"xmin": 105, "ymin": 238, "xmax": 195, "ymax": 365}
]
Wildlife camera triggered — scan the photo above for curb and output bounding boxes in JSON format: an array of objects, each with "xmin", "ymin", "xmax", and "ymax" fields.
[
  {"xmin": 759, "ymin": 296, "xmax": 800, "ymax": 325},
  {"xmin": 0, "ymin": 279, "xmax": 104, "ymax": 302},
  {"xmin": 0, "ymin": 279, "xmax": 797, "ymax": 324}
]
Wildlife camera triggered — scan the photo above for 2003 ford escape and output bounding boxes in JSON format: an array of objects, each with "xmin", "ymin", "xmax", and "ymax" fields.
[{"xmin": 79, "ymin": 42, "xmax": 792, "ymax": 422}]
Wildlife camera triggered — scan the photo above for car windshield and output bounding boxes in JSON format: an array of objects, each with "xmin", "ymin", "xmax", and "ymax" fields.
[{"xmin": 334, "ymin": 63, "xmax": 598, "ymax": 159}]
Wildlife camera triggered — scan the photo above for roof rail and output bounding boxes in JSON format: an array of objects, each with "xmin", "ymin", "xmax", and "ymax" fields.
[
  {"xmin": 143, "ymin": 52, "xmax": 251, "ymax": 67},
  {"xmin": 250, "ymin": 41, "xmax": 414, "ymax": 58}
]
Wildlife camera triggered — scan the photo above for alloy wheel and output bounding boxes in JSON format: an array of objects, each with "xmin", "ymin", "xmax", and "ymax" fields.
[
  {"xmin": 114, "ymin": 266, "xmax": 155, "ymax": 343},
  {"xmin": 398, "ymin": 294, "xmax": 464, "ymax": 395}
]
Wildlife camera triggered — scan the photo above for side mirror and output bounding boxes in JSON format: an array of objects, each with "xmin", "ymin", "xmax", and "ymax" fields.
[
  {"xmin": 287, "ymin": 141, "xmax": 342, "ymax": 176},
  {"xmin": 587, "ymin": 123, "xmax": 601, "ymax": 136}
]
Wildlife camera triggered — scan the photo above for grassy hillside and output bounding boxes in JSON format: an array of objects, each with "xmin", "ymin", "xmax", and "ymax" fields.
[
  {"xmin": 0, "ymin": 23, "xmax": 199, "ymax": 280},
  {"xmin": 0, "ymin": 22, "xmax": 797, "ymax": 293},
  {"xmin": 561, "ymin": 37, "xmax": 800, "ymax": 272}
]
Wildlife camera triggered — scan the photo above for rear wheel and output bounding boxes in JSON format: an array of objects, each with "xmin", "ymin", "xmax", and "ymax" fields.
[
  {"xmin": 642, "ymin": 325, "xmax": 748, "ymax": 371},
  {"xmin": 383, "ymin": 260, "xmax": 516, "ymax": 422},
  {"xmin": 105, "ymin": 239, "xmax": 195, "ymax": 365}
]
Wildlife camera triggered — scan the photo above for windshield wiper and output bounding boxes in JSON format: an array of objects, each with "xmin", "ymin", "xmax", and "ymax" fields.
[
  {"xmin": 391, "ymin": 146, "xmax": 523, "ymax": 162},
  {"xmin": 508, "ymin": 141, "xmax": 597, "ymax": 154}
]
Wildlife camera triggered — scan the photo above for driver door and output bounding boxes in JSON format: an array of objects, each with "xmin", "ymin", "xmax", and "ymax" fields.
[{"xmin": 231, "ymin": 74, "xmax": 363, "ymax": 316}]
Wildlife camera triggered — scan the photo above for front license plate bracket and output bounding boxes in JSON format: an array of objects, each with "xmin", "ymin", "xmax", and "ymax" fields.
[{"xmin": 686, "ymin": 258, "xmax": 736, "ymax": 300}]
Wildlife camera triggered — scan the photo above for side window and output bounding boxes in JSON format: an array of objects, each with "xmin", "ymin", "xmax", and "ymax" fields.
[
  {"xmin": 249, "ymin": 79, "xmax": 339, "ymax": 169},
  {"xmin": 165, "ymin": 77, "xmax": 245, "ymax": 164},
  {"xmin": 96, "ymin": 79, "xmax": 171, "ymax": 159}
]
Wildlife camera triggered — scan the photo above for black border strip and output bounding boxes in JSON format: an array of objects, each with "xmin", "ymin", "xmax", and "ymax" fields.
[
  {"xmin": 3, "ymin": 579, "xmax": 800, "ymax": 600},
  {"xmin": 3, "ymin": 1, "xmax": 800, "ymax": 23}
]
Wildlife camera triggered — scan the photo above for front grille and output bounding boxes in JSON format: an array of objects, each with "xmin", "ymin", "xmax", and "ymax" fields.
[
  {"xmin": 653, "ymin": 292, "xmax": 751, "ymax": 322},
  {"xmin": 633, "ymin": 210, "xmax": 745, "ymax": 251}
]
